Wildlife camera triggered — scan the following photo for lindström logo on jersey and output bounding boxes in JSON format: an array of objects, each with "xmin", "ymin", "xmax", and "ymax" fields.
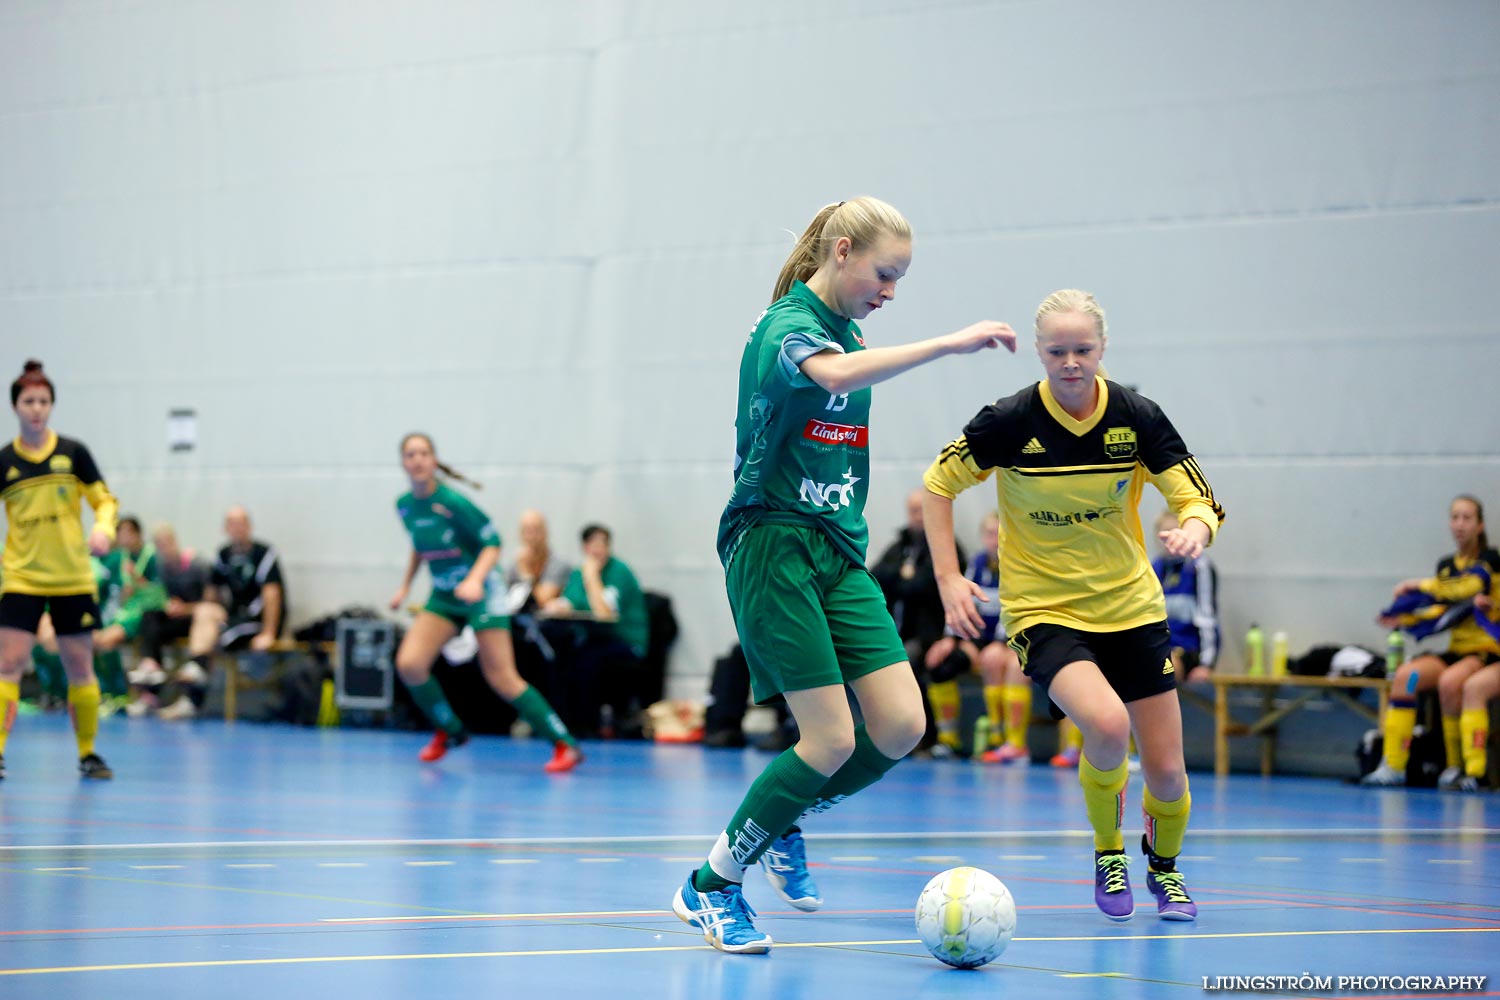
[
  {"xmin": 799, "ymin": 468, "xmax": 861, "ymax": 509},
  {"xmin": 803, "ymin": 420, "xmax": 868, "ymax": 448}
]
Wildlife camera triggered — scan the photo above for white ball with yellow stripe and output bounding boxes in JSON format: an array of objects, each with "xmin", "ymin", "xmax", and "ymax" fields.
[{"xmin": 914, "ymin": 866, "xmax": 1016, "ymax": 969}]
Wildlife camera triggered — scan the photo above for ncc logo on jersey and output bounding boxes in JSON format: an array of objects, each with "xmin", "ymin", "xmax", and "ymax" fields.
[{"xmin": 799, "ymin": 468, "xmax": 861, "ymax": 509}]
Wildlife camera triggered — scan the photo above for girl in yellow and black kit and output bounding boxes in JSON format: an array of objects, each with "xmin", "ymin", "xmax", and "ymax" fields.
[
  {"xmin": 922, "ymin": 290, "xmax": 1224, "ymax": 922},
  {"xmin": 0, "ymin": 360, "xmax": 118, "ymax": 780},
  {"xmin": 1363, "ymin": 495, "xmax": 1499, "ymax": 788}
]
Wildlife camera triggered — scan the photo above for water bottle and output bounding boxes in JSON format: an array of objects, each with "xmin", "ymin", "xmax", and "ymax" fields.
[
  {"xmin": 1271, "ymin": 631, "xmax": 1288, "ymax": 677},
  {"xmin": 1385, "ymin": 630, "xmax": 1405, "ymax": 675},
  {"xmin": 1245, "ymin": 623, "xmax": 1265, "ymax": 676},
  {"xmin": 973, "ymin": 716, "xmax": 991, "ymax": 755}
]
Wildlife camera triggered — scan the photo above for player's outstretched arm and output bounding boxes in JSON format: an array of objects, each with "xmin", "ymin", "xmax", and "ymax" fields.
[{"xmin": 800, "ymin": 322, "xmax": 1017, "ymax": 396}]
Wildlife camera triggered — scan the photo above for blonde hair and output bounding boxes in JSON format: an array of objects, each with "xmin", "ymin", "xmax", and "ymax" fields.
[
  {"xmin": 1035, "ymin": 289, "xmax": 1107, "ymax": 340},
  {"xmin": 772, "ymin": 197, "xmax": 912, "ymax": 303}
]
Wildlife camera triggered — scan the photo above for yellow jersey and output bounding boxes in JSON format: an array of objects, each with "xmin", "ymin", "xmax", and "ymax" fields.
[
  {"xmin": 924, "ymin": 378, "xmax": 1224, "ymax": 637},
  {"xmin": 1, "ymin": 431, "xmax": 118, "ymax": 596}
]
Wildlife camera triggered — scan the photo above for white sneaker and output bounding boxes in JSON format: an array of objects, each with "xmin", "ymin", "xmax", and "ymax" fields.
[
  {"xmin": 158, "ymin": 696, "xmax": 198, "ymax": 721},
  {"xmin": 1360, "ymin": 761, "xmax": 1405, "ymax": 786},
  {"xmin": 1126, "ymin": 756, "xmax": 1142, "ymax": 773},
  {"xmin": 1438, "ymin": 765, "xmax": 1463, "ymax": 790},
  {"xmin": 127, "ymin": 663, "xmax": 168, "ymax": 686},
  {"xmin": 175, "ymin": 661, "xmax": 207, "ymax": 686},
  {"xmin": 125, "ymin": 697, "xmax": 157, "ymax": 718}
]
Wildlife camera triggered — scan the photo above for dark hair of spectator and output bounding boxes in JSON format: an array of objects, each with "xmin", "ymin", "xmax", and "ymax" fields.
[
  {"xmin": 11, "ymin": 359, "xmax": 55, "ymax": 406},
  {"xmin": 580, "ymin": 524, "xmax": 611, "ymax": 545}
]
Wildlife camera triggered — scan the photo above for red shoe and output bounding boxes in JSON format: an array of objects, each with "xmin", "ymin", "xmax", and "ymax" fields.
[
  {"xmin": 544, "ymin": 741, "xmax": 583, "ymax": 773},
  {"xmin": 1050, "ymin": 745, "xmax": 1081, "ymax": 769},
  {"xmin": 419, "ymin": 729, "xmax": 468, "ymax": 762}
]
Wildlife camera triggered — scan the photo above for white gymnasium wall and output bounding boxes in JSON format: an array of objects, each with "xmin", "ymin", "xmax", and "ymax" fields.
[{"xmin": 2, "ymin": 1, "xmax": 1497, "ymax": 691}]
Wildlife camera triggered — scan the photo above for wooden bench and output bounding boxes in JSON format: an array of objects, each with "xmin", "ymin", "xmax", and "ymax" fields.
[
  {"xmin": 1206, "ymin": 673, "xmax": 1390, "ymax": 777},
  {"xmin": 164, "ymin": 638, "xmax": 335, "ymax": 721}
]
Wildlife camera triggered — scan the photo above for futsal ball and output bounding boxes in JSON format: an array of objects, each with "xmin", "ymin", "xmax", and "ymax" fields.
[{"xmin": 914, "ymin": 866, "xmax": 1016, "ymax": 969}]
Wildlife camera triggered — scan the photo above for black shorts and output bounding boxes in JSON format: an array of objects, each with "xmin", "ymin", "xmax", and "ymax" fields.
[
  {"xmin": 1440, "ymin": 650, "xmax": 1499, "ymax": 667},
  {"xmin": 0, "ymin": 592, "xmax": 102, "ymax": 637},
  {"xmin": 1009, "ymin": 620, "xmax": 1176, "ymax": 719}
]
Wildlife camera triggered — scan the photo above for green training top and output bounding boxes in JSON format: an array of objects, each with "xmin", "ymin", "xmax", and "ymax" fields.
[
  {"xmin": 717, "ymin": 281, "xmax": 873, "ymax": 568},
  {"xmin": 396, "ymin": 482, "xmax": 502, "ymax": 596},
  {"xmin": 97, "ymin": 543, "xmax": 166, "ymax": 620},
  {"xmin": 561, "ymin": 557, "xmax": 650, "ymax": 658}
]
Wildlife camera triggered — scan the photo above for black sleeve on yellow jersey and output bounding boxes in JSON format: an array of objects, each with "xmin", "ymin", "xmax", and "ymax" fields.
[
  {"xmin": 71, "ymin": 440, "xmax": 104, "ymax": 484},
  {"xmin": 960, "ymin": 386, "xmax": 1034, "ymax": 471},
  {"xmin": 1125, "ymin": 390, "xmax": 1192, "ymax": 476}
]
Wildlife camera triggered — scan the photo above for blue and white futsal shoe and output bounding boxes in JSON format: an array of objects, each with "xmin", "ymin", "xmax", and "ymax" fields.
[
  {"xmin": 759, "ymin": 827, "xmax": 823, "ymax": 911},
  {"xmin": 672, "ymin": 872, "xmax": 772, "ymax": 954}
]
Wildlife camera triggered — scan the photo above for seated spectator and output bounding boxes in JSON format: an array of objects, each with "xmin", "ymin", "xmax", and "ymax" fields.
[
  {"xmin": 89, "ymin": 516, "xmax": 163, "ymax": 706},
  {"xmin": 544, "ymin": 523, "xmax": 649, "ymax": 736},
  {"xmin": 128, "ymin": 523, "xmax": 220, "ymax": 715},
  {"xmin": 871, "ymin": 488, "xmax": 965, "ymax": 754},
  {"xmin": 1449, "ymin": 592, "xmax": 1500, "ymax": 791},
  {"xmin": 1152, "ymin": 509, "xmax": 1220, "ymax": 684},
  {"xmin": 924, "ymin": 511, "xmax": 1027, "ymax": 764},
  {"xmin": 155, "ymin": 506, "xmax": 287, "ymax": 720},
  {"xmin": 505, "ymin": 509, "xmax": 571, "ymax": 613},
  {"xmin": 1364, "ymin": 494, "xmax": 1498, "ymax": 786}
]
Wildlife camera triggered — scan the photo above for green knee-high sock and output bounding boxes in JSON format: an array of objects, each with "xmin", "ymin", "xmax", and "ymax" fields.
[
  {"xmin": 511, "ymin": 685, "xmax": 574, "ymax": 745},
  {"xmin": 696, "ymin": 747, "xmax": 828, "ymax": 892},
  {"xmin": 405, "ymin": 677, "xmax": 463, "ymax": 735},
  {"xmin": 801, "ymin": 724, "xmax": 904, "ymax": 818}
]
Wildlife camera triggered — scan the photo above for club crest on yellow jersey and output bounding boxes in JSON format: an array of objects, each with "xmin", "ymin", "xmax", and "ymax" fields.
[{"xmin": 1103, "ymin": 427, "xmax": 1136, "ymax": 460}]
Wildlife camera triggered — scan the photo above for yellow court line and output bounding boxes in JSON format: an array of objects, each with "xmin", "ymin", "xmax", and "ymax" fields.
[{"xmin": 5, "ymin": 926, "xmax": 1500, "ymax": 976}]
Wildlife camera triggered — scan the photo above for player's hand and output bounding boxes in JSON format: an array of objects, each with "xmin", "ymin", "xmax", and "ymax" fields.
[
  {"xmin": 88, "ymin": 529, "xmax": 111, "ymax": 556},
  {"xmin": 250, "ymin": 631, "xmax": 274, "ymax": 652},
  {"xmin": 453, "ymin": 578, "xmax": 483, "ymax": 604},
  {"xmin": 946, "ymin": 321, "xmax": 1018, "ymax": 355},
  {"xmin": 1375, "ymin": 614, "xmax": 1400, "ymax": 629},
  {"xmin": 389, "ymin": 586, "xmax": 409, "ymax": 611},
  {"xmin": 1476, "ymin": 593, "xmax": 1494, "ymax": 616},
  {"xmin": 938, "ymin": 572, "xmax": 988, "ymax": 641},
  {"xmin": 1157, "ymin": 527, "xmax": 1204, "ymax": 560}
]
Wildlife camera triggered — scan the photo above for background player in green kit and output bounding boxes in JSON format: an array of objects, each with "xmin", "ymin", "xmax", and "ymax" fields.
[
  {"xmin": 672, "ymin": 196, "xmax": 1017, "ymax": 954},
  {"xmin": 389, "ymin": 433, "xmax": 581, "ymax": 773}
]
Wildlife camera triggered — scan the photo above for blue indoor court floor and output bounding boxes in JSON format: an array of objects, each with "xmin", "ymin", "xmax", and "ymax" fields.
[{"xmin": 1, "ymin": 715, "xmax": 1496, "ymax": 1000}]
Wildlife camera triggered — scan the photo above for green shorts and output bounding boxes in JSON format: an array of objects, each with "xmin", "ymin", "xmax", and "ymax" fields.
[
  {"xmin": 424, "ymin": 589, "xmax": 511, "ymax": 633},
  {"xmin": 726, "ymin": 522, "xmax": 906, "ymax": 704}
]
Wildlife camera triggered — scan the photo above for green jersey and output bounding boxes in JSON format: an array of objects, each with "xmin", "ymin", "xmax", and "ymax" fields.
[
  {"xmin": 561, "ymin": 558, "xmax": 650, "ymax": 658},
  {"xmin": 717, "ymin": 281, "xmax": 873, "ymax": 568},
  {"xmin": 97, "ymin": 544, "xmax": 166, "ymax": 620},
  {"xmin": 396, "ymin": 482, "xmax": 501, "ymax": 596}
]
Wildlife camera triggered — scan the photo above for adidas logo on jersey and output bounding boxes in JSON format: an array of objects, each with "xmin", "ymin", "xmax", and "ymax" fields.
[
  {"xmin": 4, "ymin": 467, "xmax": 16, "ymax": 481},
  {"xmin": 1021, "ymin": 438, "xmax": 1046, "ymax": 454},
  {"xmin": 1162, "ymin": 658, "xmax": 1174, "ymax": 674}
]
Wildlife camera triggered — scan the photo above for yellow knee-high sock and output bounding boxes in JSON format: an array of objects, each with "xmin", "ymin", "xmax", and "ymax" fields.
[
  {"xmin": 0, "ymin": 679, "xmax": 18, "ymax": 754},
  {"xmin": 1383, "ymin": 702, "xmax": 1417, "ymax": 770},
  {"xmin": 1002, "ymin": 683, "xmax": 1031, "ymax": 749},
  {"xmin": 1061, "ymin": 718, "xmax": 1084, "ymax": 751},
  {"xmin": 1143, "ymin": 784, "xmax": 1192, "ymax": 863},
  {"xmin": 1079, "ymin": 754, "xmax": 1128, "ymax": 852},
  {"xmin": 982, "ymin": 685, "xmax": 1004, "ymax": 747},
  {"xmin": 1442, "ymin": 714, "xmax": 1462, "ymax": 771},
  {"xmin": 1460, "ymin": 708, "xmax": 1489, "ymax": 779},
  {"xmin": 68, "ymin": 682, "xmax": 101, "ymax": 759},
  {"xmin": 928, "ymin": 680, "xmax": 962, "ymax": 748}
]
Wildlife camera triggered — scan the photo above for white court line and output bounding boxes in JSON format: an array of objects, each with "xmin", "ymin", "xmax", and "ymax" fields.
[
  {"xmin": 128, "ymin": 865, "xmax": 184, "ymax": 870},
  {"xmin": 2, "ymin": 827, "xmax": 1494, "ymax": 853},
  {"xmin": 1428, "ymin": 859, "xmax": 1473, "ymax": 865},
  {"xmin": 910, "ymin": 856, "xmax": 964, "ymax": 864},
  {"xmin": 225, "ymin": 864, "xmax": 275, "ymax": 869},
  {"xmin": 321, "ymin": 909, "xmax": 668, "ymax": 923},
  {"xmin": 489, "ymin": 859, "xmax": 537, "ymax": 865},
  {"xmin": 403, "ymin": 861, "xmax": 453, "ymax": 867},
  {"xmin": 35, "ymin": 867, "xmax": 89, "ymax": 872}
]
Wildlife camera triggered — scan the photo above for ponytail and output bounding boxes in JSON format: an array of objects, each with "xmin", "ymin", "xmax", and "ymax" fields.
[{"xmin": 400, "ymin": 432, "xmax": 482, "ymax": 490}]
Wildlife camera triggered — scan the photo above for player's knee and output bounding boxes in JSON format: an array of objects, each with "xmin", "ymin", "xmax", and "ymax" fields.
[
  {"xmin": 1083, "ymin": 708, "xmax": 1131, "ymax": 757},
  {"xmin": 799, "ymin": 726, "xmax": 857, "ymax": 773},
  {"xmin": 929, "ymin": 647, "xmax": 971, "ymax": 684}
]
